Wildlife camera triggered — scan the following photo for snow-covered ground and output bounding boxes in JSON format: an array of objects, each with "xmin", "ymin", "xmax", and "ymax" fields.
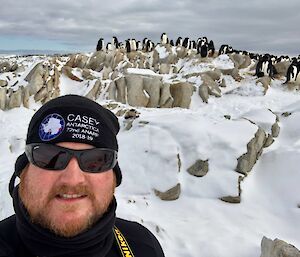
[{"xmin": 0, "ymin": 51, "xmax": 299, "ymax": 257}]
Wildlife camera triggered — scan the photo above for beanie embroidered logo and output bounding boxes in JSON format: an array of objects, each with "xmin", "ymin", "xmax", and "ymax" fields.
[{"xmin": 39, "ymin": 113, "xmax": 65, "ymax": 141}]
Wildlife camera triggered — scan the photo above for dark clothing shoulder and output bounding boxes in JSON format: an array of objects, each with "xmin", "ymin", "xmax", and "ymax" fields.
[{"xmin": 0, "ymin": 215, "xmax": 164, "ymax": 257}]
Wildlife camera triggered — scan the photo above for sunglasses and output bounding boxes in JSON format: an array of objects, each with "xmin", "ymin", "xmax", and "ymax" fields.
[{"xmin": 25, "ymin": 143, "xmax": 118, "ymax": 173}]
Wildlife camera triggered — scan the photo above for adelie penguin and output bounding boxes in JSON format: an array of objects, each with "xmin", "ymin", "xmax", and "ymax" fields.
[
  {"xmin": 175, "ymin": 37, "xmax": 183, "ymax": 46},
  {"xmin": 96, "ymin": 38, "xmax": 104, "ymax": 51},
  {"xmin": 285, "ymin": 60, "xmax": 300, "ymax": 84},
  {"xmin": 219, "ymin": 44, "xmax": 233, "ymax": 55},
  {"xmin": 161, "ymin": 33, "xmax": 169, "ymax": 45},
  {"xmin": 255, "ymin": 54, "xmax": 277, "ymax": 78}
]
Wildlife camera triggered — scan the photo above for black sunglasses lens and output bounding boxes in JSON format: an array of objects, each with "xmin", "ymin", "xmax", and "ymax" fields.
[
  {"xmin": 31, "ymin": 144, "xmax": 69, "ymax": 170},
  {"xmin": 80, "ymin": 149, "xmax": 115, "ymax": 173}
]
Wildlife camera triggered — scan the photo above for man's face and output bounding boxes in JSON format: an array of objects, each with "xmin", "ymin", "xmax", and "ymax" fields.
[{"xmin": 19, "ymin": 142, "xmax": 116, "ymax": 237}]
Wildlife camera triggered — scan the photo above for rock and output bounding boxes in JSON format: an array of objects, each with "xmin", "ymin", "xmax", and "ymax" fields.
[
  {"xmin": 104, "ymin": 52, "xmax": 114, "ymax": 68},
  {"xmin": 201, "ymin": 73, "xmax": 222, "ymax": 97},
  {"xmin": 264, "ymin": 134, "xmax": 274, "ymax": 148},
  {"xmin": 229, "ymin": 54, "xmax": 245, "ymax": 69},
  {"xmin": 236, "ymin": 127, "xmax": 266, "ymax": 175},
  {"xmin": 0, "ymin": 62, "xmax": 11, "ymax": 73},
  {"xmin": 0, "ymin": 80, "xmax": 8, "ymax": 87},
  {"xmin": 220, "ymin": 196, "xmax": 241, "ymax": 204},
  {"xmin": 53, "ymin": 66, "xmax": 60, "ymax": 89},
  {"xmin": 221, "ymin": 68, "xmax": 242, "ymax": 81},
  {"xmin": 113, "ymin": 50, "xmax": 125, "ymax": 69},
  {"xmin": 85, "ymin": 80, "xmax": 101, "ymax": 100},
  {"xmin": 62, "ymin": 66, "xmax": 83, "ymax": 82},
  {"xmin": 260, "ymin": 236, "xmax": 300, "ymax": 257},
  {"xmin": 204, "ymin": 69, "xmax": 222, "ymax": 81},
  {"xmin": 102, "ymin": 66, "xmax": 112, "ymax": 80},
  {"xmin": 274, "ymin": 61, "xmax": 291, "ymax": 77},
  {"xmin": 81, "ymin": 69, "xmax": 96, "ymax": 80},
  {"xmin": 143, "ymin": 76, "xmax": 162, "ymax": 108},
  {"xmin": 224, "ymin": 115, "xmax": 231, "ymax": 120},
  {"xmin": 159, "ymin": 83, "xmax": 173, "ymax": 108},
  {"xmin": 170, "ymin": 82, "xmax": 194, "ymax": 108},
  {"xmin": 219, "ymin": 78, "xmax": 226, "ymax": 87},
  {"xmin": 271, "ymin": 122, "xmax": 280, "ymax": 138},
  {"xmin": 124, "ymin": 109, "xmax": 140, "ymax": 119},
  {"xmin": 115, "ymin": 77, "xmax": 127, "ymax": 104},
  {"xmin": 0, "ymin": 88, "xmax": 6, "ymax": 110},
  {"xmin": 7, "ymin": 89, "xmax": 22, "ymax": 109},
  {"xmin": 187, "ymin": 159, "xmax": 209, "ymax": 177},
  {"xmin": 22, "ymin": 87, "xmax": 30, "ymax": 108},
  {"xmin": 10, "ymin": 63, "xmax": 18, "ymax": 72},
  {"xmin": 124, "ymin": 119, "xmax": 134, "ymax": 130},
  {"xmin": 176, "ymin": 47, "xmax": 188, "ymax": 59},
  {"xmin": 108, "ymin": 81, "xmax": 117, "ymax": 101},
  {"xmin": 159, "ymin": 63, "xmax": 170, "ymax": 74},
  {"xmin": 239, "ymin": 55, "xmax": 252, "ymax": 69},
  {"xmin": 126, "ymin": 75, "xmax": 149, "ymax": 107},
  {"xmin": 199, "ymin": 84, "xmax": 209, "ymax": 103},
  {"xmin": 86, "ymin": 51, "xmax": 106, "ymax": 71},
  {"xmin": 24, "ymin": 63, "xmax": 44, "ymax": 82},
  {"xmin": 27, "ymin": 64, "xmax": 45, "ymax": 96},
  {"xmin": 152, "ymin": 50, "xmax": 160, "ymax": 67},
  {"xmin": 256, "ymin": 76, "xmax": 271, "ymax": 95},
  {"xmin": 34, "ymin": 87, "xmax": 48, "ymax": 102},
  {"xmin": 154, "ymin": 183, "xmax": 181, "ymax": 201},
  {"xmin": 75, "ymin": 54, "xmax": 89, "ymax": 69}
]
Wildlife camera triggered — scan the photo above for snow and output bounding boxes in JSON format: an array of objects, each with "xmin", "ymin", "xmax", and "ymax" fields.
[{"xmin": 0, "ymin": 53, "xmax": 299, "ymax": 257}]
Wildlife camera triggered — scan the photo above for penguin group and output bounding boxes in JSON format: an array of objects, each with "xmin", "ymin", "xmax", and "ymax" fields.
[{"xmin": 95, "ymin": 33, "xmax": 300, "ymax": 83}]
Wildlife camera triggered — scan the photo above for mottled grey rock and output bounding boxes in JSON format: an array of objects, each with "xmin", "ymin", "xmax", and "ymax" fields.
[
  {"xmin": 62, "ymin": 66, "xmax": 83, "ymax": 82},
  {"xmin": 154, "ymin": 183, "xmax": 181, "ymax": 201},
  {"xmin": 220, "ymin": 196, "xmax": 241, "ymax": 204},
  {"xmin": 7, "ymin": 89, "xmax": 22, "ymax": 109},
  {"xmin": 0, "ymin": 62, "xmax": 11, "ymax": 73},
  {"xmin": 199, "ymin": 84, "xmax": 209, "ymax": 103},
  {"xmin": 264, "ymin": 134, "xmax": 274, "ymax": 148},
  {"xmin": 26, "ymin": 64, "xmax": 45, "ymax": 96},
  {"xmin": 34, "ymin": 87, "xmax": 48, "ymax": 102},
  {"xmin": 219, "ymin": 78, "xmax": 226, "ymax": 87},
  {"xmin": 86, "ymin": 51, "xmax": 106, "ymax": 71},
  {"xmin": 187, "ymin": 159, "xmax": 209, "ymax": 177},
  {"xmin": 0, "ymin": 88, "xmax": 6, "ymax": 110},
  {"xmin": 256, "ymin": 76, "xmax": 271, "ymax": 95},
  {"xmin": 170, "ymin": 82, "xmax": 194, "ymax": 108},
  {"xmin": 24, "ymin": 63, "xmax": 44, "ymax": 82},
  {"xmin": 271, "ymin": 122, "xmax": 280, "ymax": 138},
  {"xmin": 260, "ymin": 236, "xmax": 300, "ymax": 257},
  {"xmin": 236, "ymin": 127, "xmax": 266, "ymax": 175},
  {"xmin": 108, "ymin": 81, "xmax": 117, "ymax": 101},
  {"xmin": 0, "ymin": 80, "xmax": 8, "ymax": 87},
  {"xmin": 126, "ymin": 75, "xmax": 149, "ymax": 107},
  {"xmin": 102, "ymin": 66, "xmax": 112, "ymax": 80},
  {"xmin": 85, "ymin": 80, "xmax": 101, "ymax": 100},
  {"xmin": 81, "ymin": 69, "xmax": 96, "ymax": 80},
  {"xmin": 274, "ymin": 61, "xmax": 291, "ymax": 76},
  {"xmin": 239, "ymin": 55, "xmax": 252, "ymax": 69},
  {"xmin": 10, "ymin": 63, "xmax": 18, "ymax": 72},
  {"xmin": 143, "ymin": 76, "xmax": 161, "ymax": 107},
  {"xmin": 115, "ymin": 77, "xmax": 126, "ymax": 104},
  {"xmin": 204, "ymin": 69, "xmax": 222, "ymax": 81},
  {"xmin": 159, "ymin": 63, "xmax": 170, "ymax": 74},
  {"xmin": 221, "ymin": 68, "xmax": 242, "ymax": 81},
  {"xmin": 22, "ymin": 87, "xmax": 30, "ymax": 108},
  {"xmin": 201, "ymin": 73, "xmax": 221, "ymax": 97},
  {"xmin": 159, "ymin": 83, "xmax": 173, "ymax": 108},
  {"xmin": 176, "ymin": 47, "xmax": 188, "ymax": 59}
]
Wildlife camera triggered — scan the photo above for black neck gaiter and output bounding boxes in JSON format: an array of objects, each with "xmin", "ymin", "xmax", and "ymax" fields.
[{"xmin": 12, "ymin": 187, "xmax": 116, "ymax": 257}]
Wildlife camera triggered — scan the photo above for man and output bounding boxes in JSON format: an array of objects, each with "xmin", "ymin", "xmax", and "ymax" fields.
[{"xmin": 0, "ymin": 95, "xmax": 165, "ymax": 257}]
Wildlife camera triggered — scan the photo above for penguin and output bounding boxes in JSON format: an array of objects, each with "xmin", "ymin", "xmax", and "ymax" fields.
[
  {"xmin": 255, "ymin": 54, "xmax": 276, "ymax": 78},
  {"xmin": 112, "ymin": 36, "xmax": 119, "ymax": 49},
  {"xmin": 161, "ymin": 33, "xmax": 169, "ymax": 44},
  {"xmin": 145, "ymin": 40, "xmax": 155, "ymax": 52},
  {"xmin": 125, "ymin": 40, "xmax": 131, "ymax": 53},
  {"xmin": 176, "ymin": 37, "xmax": 183, "ymax": 46},
  {"xmin": 170, "ymin": 39, "xmax": 174, "ymax": 46},
  {"xmin": 197, "ymin": 43, "xmax": 208, "ymax": 58},
  {"xmin": 106, "ymin": 42, "xmax": 113, "ymax": 51},
  {"xmin": 182, "ymin": 37, "xmax": 190, "ymax": 48},
  {"xmin": 96, "ymin": 38, "xmax": 104, "ymax": 51},
  {"xmin": 285, "ymin": 60, "xmax": 300, "ymax": 83},
  {"xmin": 208, "ymin": 40, "xmax": 215, "ymax": 57},
  {"xmin": 136, "ymin": 41, "xmax": 143, "ymax": 51},
  {"xmin": 190, "ymin": 40, "xmax": 197, "ymax": 49},
  {"xmin": 142, "ymin": 38, "xmax": 149, "ymax": 50},
  {"xmin": 219, "ymin": 44, "xmax": 233, "ymax": 55},
  {"xmin": 130, "ymin": 39, "xmax": 137, "ymax": 51}
]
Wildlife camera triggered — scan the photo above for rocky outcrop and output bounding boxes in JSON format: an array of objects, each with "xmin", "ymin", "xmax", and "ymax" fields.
[
  {"xmin": 0, "ymin": 87, "xmax": 6, "ymax": 110},
  {"xmin": 170, "ymin": 82, "xmax": 194, "ymax": 108},
  {"xmin": 221, "ymin": 67, "xmax": 242, "ymax": 81},
  {"xmin": 62, "ymin": 66, "xmax": 83, "ymax": 82},
  {"xmin": 274, "ymin": 61, "xmax": 291, "ymax": 77},
  {"xmin": 235, "ymin": 127, "xmax": 266, "ymax": 175},
  {"xmin": 261, "ymin": 236, "xmax": 300, "ymax": 257},
  {"xmin": 154, "ymin": 183, "xmax": 181, "ymax": 201},
  {"xmin": 256, "ymin": 76, "xmax": 271, "ymax": 95}
]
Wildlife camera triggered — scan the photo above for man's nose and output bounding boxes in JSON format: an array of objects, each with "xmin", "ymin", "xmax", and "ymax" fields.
[{"xmin": 58, "ymin": 157, "xmax": 86, "ymax": 186}]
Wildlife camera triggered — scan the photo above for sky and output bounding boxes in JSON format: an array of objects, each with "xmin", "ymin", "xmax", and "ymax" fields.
[{"xmin": 0, "ymin": 0, "xmax": 299, "ymax": 56}]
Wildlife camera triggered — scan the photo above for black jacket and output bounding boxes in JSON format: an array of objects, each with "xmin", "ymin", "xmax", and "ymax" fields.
[{"xmin": 0, "ymin": 215, "xmax": 165, "ymax": 257}]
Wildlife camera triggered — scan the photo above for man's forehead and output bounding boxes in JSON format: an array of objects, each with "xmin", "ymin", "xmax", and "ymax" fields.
[{"xmin": 56, "ymin": 142, "xmax": 95, "ymax": 150}]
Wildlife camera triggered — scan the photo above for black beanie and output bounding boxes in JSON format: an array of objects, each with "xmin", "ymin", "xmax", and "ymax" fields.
[{"xmin": 10, "ymin": 95, "xmax": 122, "ymax": 196}]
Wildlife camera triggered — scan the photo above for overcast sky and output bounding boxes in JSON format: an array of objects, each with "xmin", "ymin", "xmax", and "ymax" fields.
[{"xmin": 0, "ymin": 0, "xmax": 299, "ymax": 56}]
